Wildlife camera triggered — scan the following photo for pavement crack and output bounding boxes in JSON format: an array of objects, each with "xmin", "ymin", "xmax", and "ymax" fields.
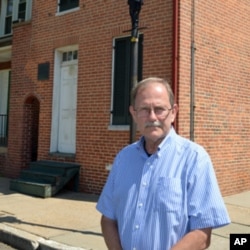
[
  {"xmin": 230, "ymin": 221, "xmax": 250, "ymax": 227},
  {"xmin": 212, "ymin": 232, "xmax": 229, "ymax": 239},
  {"xmin": 0, "ymin": 210, "xmax": 15, "ymax": 215}
]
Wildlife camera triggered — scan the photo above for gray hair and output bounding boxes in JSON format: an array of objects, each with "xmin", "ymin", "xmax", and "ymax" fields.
[{"xmin": 130, "ymin": 77, "xmax": 175, "ymax": 107}]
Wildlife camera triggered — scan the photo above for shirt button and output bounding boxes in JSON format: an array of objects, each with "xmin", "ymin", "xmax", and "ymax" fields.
[
  {"xmin": 138, "ymin": 203, "xmax": 143, "ymax": 208},
  {"xmin": 142, "ymin": 182, "xmax": 147, "ymax": 186},
  {"xmin": 135, "ymin": 224, "xmax": 140, "ymax": 230}
]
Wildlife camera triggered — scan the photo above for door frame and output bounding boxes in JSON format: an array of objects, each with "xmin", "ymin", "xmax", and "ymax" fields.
[{"xmin": 50, "ymin": 44, "xmax": 79, "ymax": 154}]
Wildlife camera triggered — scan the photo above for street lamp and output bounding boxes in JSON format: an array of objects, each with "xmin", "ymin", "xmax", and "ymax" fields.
[
  {"xmin": 127, "ymin": 0, "xmax": 143, "ymax": 143},
  {"xmin": 128, "ymin": 0, "xmax": 143, "ymax": 38}
]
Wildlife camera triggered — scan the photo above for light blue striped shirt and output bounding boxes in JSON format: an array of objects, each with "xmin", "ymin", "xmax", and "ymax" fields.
[{"xmin": 96, "ymin": 128, "xmax": 230, "ymax": 250}]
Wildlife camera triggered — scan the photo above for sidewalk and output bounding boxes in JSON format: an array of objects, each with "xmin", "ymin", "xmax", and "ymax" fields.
[{"xmin": 0, "ymin": 177, "xmax": 249, "ymax": 250}]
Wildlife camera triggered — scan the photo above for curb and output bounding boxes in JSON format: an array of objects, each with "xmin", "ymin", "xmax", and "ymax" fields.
[{"xmin": 0, "ymin": 224, "xmax": 86, "ymax": 250}]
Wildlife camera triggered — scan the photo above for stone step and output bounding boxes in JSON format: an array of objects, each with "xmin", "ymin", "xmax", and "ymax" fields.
[
  {"xmin": 20, "ymin": 169, "xmax": 62, "ymax": 185},
  {"xmin": 29, "ymin": 160, "xmax": 80, "ymax": 176},
  {"xmin": 9, "ymin": 160, "xmax": 81, "ymax": 198},
  {"xmin": 9, "ymin": 179, "xmax": 53, "ymax": 198}
]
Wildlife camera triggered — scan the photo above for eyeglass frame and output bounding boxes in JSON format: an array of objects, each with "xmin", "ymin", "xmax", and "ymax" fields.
[{"xmin": 133, "ymin": 106, "xmax": 173, "ymax": 118}]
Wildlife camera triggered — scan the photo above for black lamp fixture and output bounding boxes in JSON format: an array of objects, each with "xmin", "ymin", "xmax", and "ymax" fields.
[{"xmin": 127, "ymin": 0, "xmax": 144, "ymax": 38}]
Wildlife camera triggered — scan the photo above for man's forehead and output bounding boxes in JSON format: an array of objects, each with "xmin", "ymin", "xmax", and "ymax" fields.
[
  {"xmin": 137, "ymin": 82, "xmax": 168, "ymax": 96},
  {"xmin": 135, "ymin": 83, "xmax": 170, "ymax": 105}
]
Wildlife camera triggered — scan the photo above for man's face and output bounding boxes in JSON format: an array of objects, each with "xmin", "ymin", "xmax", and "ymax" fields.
[{"xmin": 130, "ymin": 82, "xmax": 177, "ymax": 144}]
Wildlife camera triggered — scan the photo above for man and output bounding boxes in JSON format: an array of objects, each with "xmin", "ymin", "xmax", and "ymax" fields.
[{"xmin": 96, "ymin": 77, "xmax": 230, "ymax": 250}]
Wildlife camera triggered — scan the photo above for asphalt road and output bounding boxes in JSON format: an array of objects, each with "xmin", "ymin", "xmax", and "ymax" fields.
[{"xmin": 0, "ymin": 242, "xmax": 18, "ymax": 249}]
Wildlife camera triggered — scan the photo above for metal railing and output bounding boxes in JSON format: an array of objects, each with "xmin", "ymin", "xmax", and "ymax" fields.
[{"xmin": 0, "ymin": 114, "xmax": 8, "ymax": 146}]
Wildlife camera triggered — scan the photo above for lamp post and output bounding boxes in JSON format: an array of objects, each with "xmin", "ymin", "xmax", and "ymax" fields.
[{"xmin": 128, "ymin": 0, "xmax": 143, "ymax": 143}]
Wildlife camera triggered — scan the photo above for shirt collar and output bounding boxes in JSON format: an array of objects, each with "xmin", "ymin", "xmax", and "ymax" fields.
[{"xmin": 137, "ymin": 127, "xmax": 176, "ymax": 154}]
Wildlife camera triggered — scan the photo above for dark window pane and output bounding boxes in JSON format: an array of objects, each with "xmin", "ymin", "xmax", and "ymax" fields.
[
  {"xmin": 6, "ymin": 0, "xmax": 13, "ymax": 15},
  {"xmin": 59, "ymin": 0, "xmax": 79, "ymax": 12},
  {"xmin": 18, "ymin": 2, "xmax": 26, "ymax": 20},
  {"xmin": 113, "ymin": 38, "xmax": 130, "ymax": 125},
  {"xmin": 62, "ymin": 52, "xmax": 67, "ymax": 61},
  {"xmin": 73, "ymin": 50, "xmax": 78, "ymax": 60},
  {"xmin": 5, "ymin": 16, "xmax": 12, "ymax": 34}
]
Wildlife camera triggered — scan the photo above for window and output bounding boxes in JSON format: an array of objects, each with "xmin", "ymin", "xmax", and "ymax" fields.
[
  {"xmin": 62, "ymin": 50, "xmax": 78, "ymax": 62},
  {"xmin": 18, "ymin": 0, "xmax": 27, "ymax": 20},
  {"xmin": 58, "ymin": 0, "xmax": 79, "ymax": 12},
  {"xmin": 5, "ymin": 0, "xmax": 13, "ymax": 34},
  {"xmin": 0, "ymin": 0, "xmax": 32, "ymax": 37},
  {"xmin": 112, "ymin": 35, "xmax": 143, "ymax": 125}
]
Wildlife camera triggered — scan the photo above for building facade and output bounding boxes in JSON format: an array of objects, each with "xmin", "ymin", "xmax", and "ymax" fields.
[{"xmin": 0, "ymin": 0, "xmax": 249, "ymax": 196}]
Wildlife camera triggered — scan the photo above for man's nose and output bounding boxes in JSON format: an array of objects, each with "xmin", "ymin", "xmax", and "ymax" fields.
[{"xmin": 148, "ymin": 108, "xmax": 158, "ymax": 120}]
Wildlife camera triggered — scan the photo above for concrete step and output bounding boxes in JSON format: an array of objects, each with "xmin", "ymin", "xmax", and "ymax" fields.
[
  {"xmin": 29, "ymin": 160, "xmax": 80, "ymax": 176},
  {"xmin": 20, "ymin": 169, "xmax": 62, "ymax": 185},
  {"xmin": 9, "ymin": 160, "xmax": 81, "ymax": 198},
  {"xmin": 9, "ymin": 179, "xmax": 53, "ymax": 198}
]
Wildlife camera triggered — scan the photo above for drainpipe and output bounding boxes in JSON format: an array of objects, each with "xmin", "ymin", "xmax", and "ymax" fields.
[
  {"xmin": 172, "ymin": 0, "xmax": 179, "ymax": 132},
  {"xmin": 190, "ymin": 0, "xmax": 196, "ymax": 141}
]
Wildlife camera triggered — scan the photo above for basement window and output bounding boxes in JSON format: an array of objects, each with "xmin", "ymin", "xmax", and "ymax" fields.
[{"xmin": 58, "ymin": 0, "xmax": 79, "ymax": 12}]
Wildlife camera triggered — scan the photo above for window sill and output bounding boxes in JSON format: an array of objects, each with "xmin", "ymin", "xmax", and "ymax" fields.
[
  {"xmin": 0, "ymin": 34, "xmax": 12, "ymax": 44},
  {"xmin": 12, "ymin": 19, "xmax": 31, "ymax": 28},
  {"xmin": 108, "ymin": 125, "xmax": 130, "ymax": 131},
  {"xmin": 49, "ymin": 152, "xmax": 76, "ymax": 159},
  {"xmin": 56, "ymin": 7, "xmax": 80, "ymax": 17}
]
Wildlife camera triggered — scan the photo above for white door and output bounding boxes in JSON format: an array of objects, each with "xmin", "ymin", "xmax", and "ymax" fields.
[{"xmin": 58, "ymin": 63, "xmax": 78, "ymax": 153}]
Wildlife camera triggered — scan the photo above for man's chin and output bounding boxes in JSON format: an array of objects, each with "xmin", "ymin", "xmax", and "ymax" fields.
[{"xmin": 144, "ymin": 132, "xmax": 165, "ymax": 143}]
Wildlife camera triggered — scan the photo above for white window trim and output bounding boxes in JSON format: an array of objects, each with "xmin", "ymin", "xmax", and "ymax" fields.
[
  {"xmin": 108, "ymin": 125, "xmax": 130, "ymax": 131},
  {"xmin": 110, "ymin": 37, "xmax": 116, "ymax": 126},
  {"xmin": 56, "ymin": 7, "xmax": 80, "ymax": 16}
]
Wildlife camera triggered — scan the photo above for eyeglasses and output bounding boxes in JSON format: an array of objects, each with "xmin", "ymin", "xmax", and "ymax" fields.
[{"xmin": 134, "ymin": 106, "xmax": 172, "ymax": 118}]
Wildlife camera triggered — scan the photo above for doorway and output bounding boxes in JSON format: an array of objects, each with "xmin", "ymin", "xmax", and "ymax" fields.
[{"xmin": 24, "ymin": 96, "xmax": 40, "ymax": 162}]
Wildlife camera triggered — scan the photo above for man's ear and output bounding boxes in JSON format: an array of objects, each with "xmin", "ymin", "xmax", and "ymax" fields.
[
  {"xmin": 171, "ymin": 104, "xmax": 178, "ymax": 122},
  {"xmin": 129, "ymin": 105, "xmax": 137, "ymax": 122},
  {"xmin": 173, "ymin": 104, "xmax": 178, "ymax": 115}
]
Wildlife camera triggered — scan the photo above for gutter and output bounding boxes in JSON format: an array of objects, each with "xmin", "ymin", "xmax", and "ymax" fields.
[{"xmin": 190, "ymin": 0, "xmax": 196, "ymax": 141}]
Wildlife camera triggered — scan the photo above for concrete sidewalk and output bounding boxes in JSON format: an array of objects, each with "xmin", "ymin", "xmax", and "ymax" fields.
[{"xmin": 0, "ymin": 177, "xmax": 249, "ymax": 250}]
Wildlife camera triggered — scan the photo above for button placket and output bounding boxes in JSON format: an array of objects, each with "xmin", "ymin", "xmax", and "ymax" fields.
[{"xmin": 131, "ymin": 158, "xmax": 155, "ymax": 247}]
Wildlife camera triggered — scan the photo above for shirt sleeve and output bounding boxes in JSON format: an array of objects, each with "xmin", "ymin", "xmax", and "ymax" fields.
[
  {"xmin": 187, "ymin": 149, "xmax": 231, "ymax": 230},
  {"xmin": 96, "ymin": 157, "xmax": 118, "ymax": 220}
]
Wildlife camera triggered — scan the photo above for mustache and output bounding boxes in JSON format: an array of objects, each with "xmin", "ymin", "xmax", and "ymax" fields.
[{"xmin": 144, "ymin": 121, "xmax": 162, "ymax": 128}]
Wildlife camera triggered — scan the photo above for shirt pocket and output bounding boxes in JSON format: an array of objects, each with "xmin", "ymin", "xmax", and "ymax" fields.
[{"xmin": 153, "ymin": 177, "xmax": 183, "ymax": 214}]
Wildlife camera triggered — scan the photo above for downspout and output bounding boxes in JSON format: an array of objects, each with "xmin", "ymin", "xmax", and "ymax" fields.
[
  {"xmin": 172, "ymin": 0, "xmax": 179, "ymax": 132},
  {"xmin": 190, "ymin": 0, "xmax": 196, "ymax": 141}
]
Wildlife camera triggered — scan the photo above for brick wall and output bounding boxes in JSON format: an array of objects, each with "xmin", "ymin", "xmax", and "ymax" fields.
[
  {"xmin": 3, "ymin": 0, "xmax": 250, "ymax": 195},
  {"xmin": 178, "ymin": 0, "xmax": 250, "ymax": 195}
]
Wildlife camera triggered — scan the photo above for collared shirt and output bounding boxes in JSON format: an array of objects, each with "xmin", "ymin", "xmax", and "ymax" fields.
[{"xmin": 96, "ymin": 128, "xmax": 230, "ymax": 250}]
